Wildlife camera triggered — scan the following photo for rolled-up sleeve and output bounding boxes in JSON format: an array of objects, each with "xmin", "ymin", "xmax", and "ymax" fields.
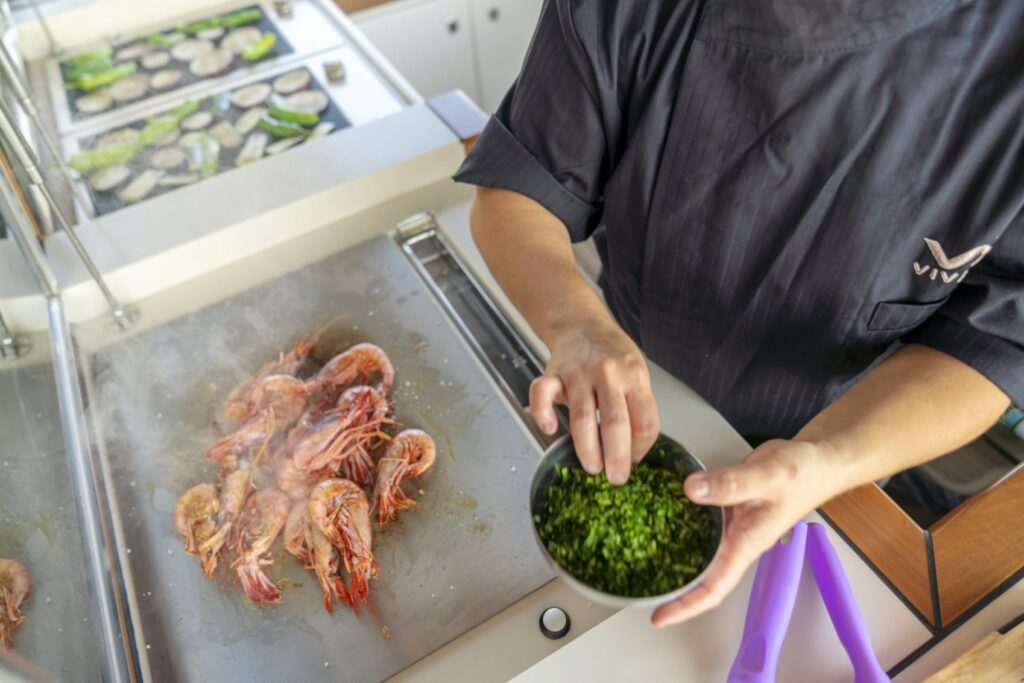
[
  {"xmin": 453, "ymin": 0, "xmax": 613, "ymax": 241},
  {"xmin": 903, "ymin": 224, "xmax": 1024, "ymax": 405}
]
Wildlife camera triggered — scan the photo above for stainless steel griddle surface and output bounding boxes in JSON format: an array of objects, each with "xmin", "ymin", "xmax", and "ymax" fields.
[
  {"xmin": 0, "ymin": 361, "xmax": 103, "ymax": 681},
  {"xmin": 82, "ymin": 235, "xmax": 554, "ymax": 682}
]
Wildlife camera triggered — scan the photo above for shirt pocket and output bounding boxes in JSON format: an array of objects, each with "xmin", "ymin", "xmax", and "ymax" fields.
[{"xmin": 867, "ymin": 298, "xmax": 949, "ymax": 332}]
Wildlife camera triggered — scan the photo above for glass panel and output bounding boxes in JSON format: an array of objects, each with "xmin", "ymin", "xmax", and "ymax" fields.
[
  {"xmin": 0, "ymin": 309, "xmax": 103, "ymax": 681},
  {"xmin": 882, "ymin": 410, "xmax": 1024, "ymax": 527}
]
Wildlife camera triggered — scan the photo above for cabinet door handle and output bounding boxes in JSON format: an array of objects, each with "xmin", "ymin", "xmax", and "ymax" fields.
[
  {"xmin": 446, "ymin": 16, "xmax": 459, "ymax": 33},
  {"xmin": 488, "ymin": 7, "xmax": 500, "ymax": 21}
]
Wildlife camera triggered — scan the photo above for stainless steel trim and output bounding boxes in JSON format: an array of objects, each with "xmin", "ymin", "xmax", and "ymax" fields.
[
  {"xmin": 24, "ymin": 0, "xmax": 56, "ymax": 56},
  {"xmin": 395, "ymin": 213, "xmax": 567, "ymax": 452}
]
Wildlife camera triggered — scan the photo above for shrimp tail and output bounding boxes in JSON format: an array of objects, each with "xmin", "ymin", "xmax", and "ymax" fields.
[
  {"xmin": 198, "ymin": 524, "xmax": 231, "ymax": 577},
  {"xmin": 235, "ymin": 559, "xmax": 281, "ymax": 604},
  {"xmin": 330, "ymin": 576, "xmax": 350, "ymax": 609},
  {"xmin": 347, "ymin": 573, "xmax": 368, "ymax": 610},
  {"xmin": 316, "ymin": 571, "xmax": 334, "ymax": 614},
  {"xmin": 375, "ymin": 457, "xmax": 415, "ymax": 526},
  {"xmin": 0, "ymin": 589, "xmax": 25, "ymax": 650},
  {"xmin": 378, "ymin": 486, "xmax": 416, "ymax": 527},
  {"xmin": 314, "ymin": 569, "xmax": 350, "ymax": 614}
]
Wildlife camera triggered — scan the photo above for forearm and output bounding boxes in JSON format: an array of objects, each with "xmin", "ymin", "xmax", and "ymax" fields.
[
  {"xmin": 660, "ymin": 344, "xmax": 1011, "ymax": 626},
  {"xmin": 796, "ymin": 343, "xmax": 1011, "ymax": 500},
  {"xmin": 469, "ymin": 187, "xmax": 610, "ymax": 343}
]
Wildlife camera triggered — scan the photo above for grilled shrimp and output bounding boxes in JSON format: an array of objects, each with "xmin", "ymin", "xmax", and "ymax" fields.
[
  {"xmin": 207, "ymin": 376, "xmax": 309, "ymax": 464},
  {"xmin": 284, "ymin": 503, "xmax": 348, "ymax": 613},
  {"xmin": 309, "ymin": 343, "xmax": 395, "ymax": 406},
  {"xmin": 223, "ymin": 330, "xmax": 321, "ymax": 422},
  {"xmin": 276, "ymin": 453, "xmax": 333, "ymax": 500},
  {"xmin": 174, "ymin": 484, "xmax": 220, "ymax": 570},
  {"xmin": 0, "ymin": 559, "xmax": 30, "ymax": 650},
  {"xmin": 374, "ymin": 429, "xmax": 436, "ymax": 526},
  {"xmin": 198, "ymin": 467, "xmax": 251, "ymax": 576},
  {"xmin": 291, "ymin": 386, "xmax": 390, "ymax": 478},
  {"xmin": 232, "ymin": 489, "xmax": 289, "ymax": 604},
  {"xmin": 309, "ymin": 479, "xmax": 377, "ymax": 607}
]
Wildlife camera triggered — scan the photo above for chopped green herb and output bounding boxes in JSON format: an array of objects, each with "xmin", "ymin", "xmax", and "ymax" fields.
[{"xmin": 535, "ymin": 462, "xmax": 715, "ymax": 597}]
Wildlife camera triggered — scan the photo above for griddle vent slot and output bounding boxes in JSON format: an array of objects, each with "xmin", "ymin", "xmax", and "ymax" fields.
[{"xmin": 396, "ymin": 213, "xmax": 566, "ymax": 451}]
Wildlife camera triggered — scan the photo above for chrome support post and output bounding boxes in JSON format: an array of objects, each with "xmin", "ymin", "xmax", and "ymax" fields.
[
  {"xmin": 0, "ymin": 39, "xmax": 96, "ymax": 219},
  {"xmin": 0, "ymin": 100, "xmax": 138, "ymax": 329},
  {"xmin": 25, "ymin": 0, "xmax": 57, "ymax": 56}
]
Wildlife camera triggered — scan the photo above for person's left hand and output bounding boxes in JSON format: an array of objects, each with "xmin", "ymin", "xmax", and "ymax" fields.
[{"xmin": 652, "ymin": 437, "xmax": 844, "ymax": 627}]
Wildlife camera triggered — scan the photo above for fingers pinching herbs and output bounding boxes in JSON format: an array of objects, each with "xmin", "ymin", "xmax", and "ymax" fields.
[
  {"xmin": 566, "ymin": 378, "xmax": 602, "ymax": 475},
  {"xmin": 529, "ymin": 375, "xmax": 565, "ymax": 436},
  {"xmin": 534, "ymin": 320, "xmax": 658, "ymax": 482},
  {"xmin": 596, "ymin": 382, "xmax": 632, "ymax": 485},
  {"xmin": 626, "ymin": 383, "xmax": 659, "ymax": 464}
]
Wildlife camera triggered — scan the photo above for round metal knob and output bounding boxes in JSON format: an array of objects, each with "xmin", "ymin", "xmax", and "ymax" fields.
[
  {"xmin": 539, "ymin": 606, "xmax": 570, "ymax": 639},
  {"xmin": 488, "ymin": 7, "xmax": 500, "ymax": 21},
  {"xmin": 446, "ymin": 17, "xmax": 459, "ymax": 33}
]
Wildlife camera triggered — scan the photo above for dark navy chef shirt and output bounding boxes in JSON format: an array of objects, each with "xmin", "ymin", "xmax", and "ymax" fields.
[{"xmin": 454, "ymin": 0, "xmax": 1024, "ymax": 439}]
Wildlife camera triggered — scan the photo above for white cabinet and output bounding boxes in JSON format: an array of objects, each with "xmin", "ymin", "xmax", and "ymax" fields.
[
  {"xmin": 356, "ymin": 0, "xmax": 481, "ymax": 103},
  {"xmin": 469, "ymin": 0, "xmax": 543, "ymax": 112},
  {"xmin": 351, "ymin": 0, "xmax": 542, "ymax": 113}
]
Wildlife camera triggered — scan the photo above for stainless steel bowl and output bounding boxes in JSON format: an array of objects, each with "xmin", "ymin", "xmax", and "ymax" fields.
[{"xmin": 529, "ymin": 434, "xmax": 725, "ymax": 608}]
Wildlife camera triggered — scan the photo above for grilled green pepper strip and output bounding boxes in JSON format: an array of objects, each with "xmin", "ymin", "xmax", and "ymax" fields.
[
  {"xmin": 65, "ymin": 55, "xmax": 113, "ymax": 81},
  {"xmin": 146, "ymin": 33, "xmax": 174, "ymax": 47},
  {"xmin": 267, "ymin": 101, "xmax": 317, "ymax": 127},
  {"xmin": 179, "ymin": 17, "xmax": 220, "ymax": 34},
  {"xmin": 241, "ymin": 33, "xmax": 276, "ymax": 62},
  {"xmin": 167, "ymin": 100, "xmax": 200, "ymax": 121},
  {"xmin": 62, "ymin": 47, "xmax": 112, "ymax": 67},
  {"xmin": 258, "ymin": 114, "xmax": 307, "ymax": 138},
  {"xmin": 137, "ymin": 101, "xmax": 199, "ymax": 145},
  {"xmin": 138, "ymin": 115, "xmax": 179, "ymax": 145},
  {"xmin": 69, "ymin": 142, "xmax": 141, "ymax": 173},
  {"xmin": 220, "ymin": 8, "xmax": 262, "ymax": 27},
  {"xmin": 198, "ymin": 137, "xmax": 221, "ymax": 178},
  {"xmin": 74, "ymin": 62, "xmax": 137, "ymax": 92}
]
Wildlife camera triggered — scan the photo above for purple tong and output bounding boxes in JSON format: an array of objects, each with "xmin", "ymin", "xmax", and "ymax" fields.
[{"xmin": 726, "ymin": 521, "xmax": 890, "ymax": 683}]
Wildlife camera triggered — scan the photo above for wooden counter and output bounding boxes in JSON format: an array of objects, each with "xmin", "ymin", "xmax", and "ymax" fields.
[{"xmin": 334, "ymin": 0, "xmax": 393, "ymax": 14}]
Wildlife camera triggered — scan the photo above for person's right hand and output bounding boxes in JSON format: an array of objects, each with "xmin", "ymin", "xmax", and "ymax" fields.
[{"xmin": 530, "ymin": 315, "xmax": 660, "ymax": 485}]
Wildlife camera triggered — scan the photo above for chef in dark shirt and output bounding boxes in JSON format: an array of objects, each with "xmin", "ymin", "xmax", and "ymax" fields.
[{"xmin": 455, "ymin": 0, "xmax": 1023, "ymax": 625}]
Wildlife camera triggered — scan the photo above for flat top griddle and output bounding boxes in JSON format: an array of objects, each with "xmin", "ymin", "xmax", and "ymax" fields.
[
  {"xmin": 0, "ymin": 362, "xmax": 103, "ymax": 682},
  {"xmin": 82, "ymin": 234, "xmax": 554, "ymax": 682}
]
